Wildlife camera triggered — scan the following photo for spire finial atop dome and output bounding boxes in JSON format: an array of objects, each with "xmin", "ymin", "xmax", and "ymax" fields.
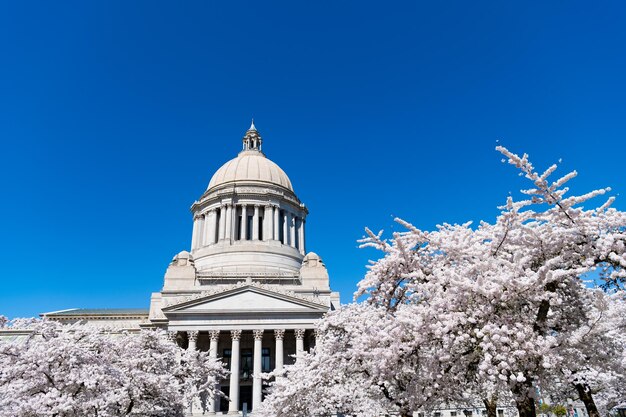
[{"xmin": 242, "ymin": 120, "xmax": 262, "ymax": 152}]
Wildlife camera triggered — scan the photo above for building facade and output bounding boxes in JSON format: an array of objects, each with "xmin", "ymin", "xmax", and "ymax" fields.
[{"xmin": 40, "ymin": 122, "xmax": 341, "ymax": 415}]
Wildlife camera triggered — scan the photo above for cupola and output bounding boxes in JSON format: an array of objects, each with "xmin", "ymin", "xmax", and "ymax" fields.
[{"xmin": 242, "ymin": 120, "xmax": 262, "ymax": 151}]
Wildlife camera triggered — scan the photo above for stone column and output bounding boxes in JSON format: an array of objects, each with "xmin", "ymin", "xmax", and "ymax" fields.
[
  {"xmin": 197, "ymin": 216, "xmax": 205, "ymax": 249},
  {"xmin": 206, "ymin": 210, "xmax": 216, "ymax": 245},
  {"xmin": 219, "ymin": 206, "xmax": 226, "ymax": 241},
  {"xmin": 225, "ymin": 204, "xmax": 233, "ymax": 242},
  {"xmin": 289, "ymin": 213, "xmax": 296, "ymax": 248},
  {"xmin": 264, "ymin": 205, "xmax": 272, "ymax": 241},
  {"xmin": 295, "ymin": 329, "xmax": 305, "ymax": 358},
  {"xmin": 167, "ymin": 331, "xmax": 179, "ymax": 345},
  {"xmin": 298, "ymin": 217, "xmax": 306, "ymax": 254},
  {"xmin": 252, "ymin": 205, "xmax": 260, "ymax": 240},
  {"xmin": 294, "ymin": 217, "xmax": 300, "ymax": 250},
  {"xmin": 282, "ymin": 211, "xmax": 289, "ymax": 245},
  {"xmin": 209, "ymin": 330, "xmax": 219, "ymax": 357},
  {"xmin": 168, "ymin": 331, "xmax": 182, "ymax": 364},
  {"xmin": 313, "ymin": 328, "xmax": 321, "ymax": 352},
  {"xmin": 213, "ymin": 209, "xmax": 219, "ymax": 244},
  {"xmin": 188, "ymin": 330, "xmax": 199, "ymax": 351},
  {"xmin": 233, "ymin": 205, "xmax": 239, "ymax": 241},
  {"xmin": 187, "ymin": 331, "xmax": 200, "ymax": 414},
  {"xmin": 274, "ymin": 329, "xmax": 284, "ymax": 372},
  {"xmin": 202, "ymin": 213, "xmax": 211, "ymax": 246},
  {"xmin": 191, "ymin": 216, "xmax": 199, "ymax": 250},
  {"xmin": 252, "ymin": 329, "xmax": 264, "ymax": 410},
  {"xmin": 228, "ymin": 330, "xmax": 241, "ymax": 415},
  {"xmin": 241, "ymin": 204, "xmax": 248, "ymax": 240},
  {"xmin": 273, "ymin": 206, "xmax": 280, "ymax": 241},
  {"xmin": 207, "ymin": 330, "xmax": 220, "ymax": 415}
]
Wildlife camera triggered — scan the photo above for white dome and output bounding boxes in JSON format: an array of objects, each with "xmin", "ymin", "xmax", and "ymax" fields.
[{"xmin": 207, "ymin": 150, "xmax": 293, "ymax": 192}]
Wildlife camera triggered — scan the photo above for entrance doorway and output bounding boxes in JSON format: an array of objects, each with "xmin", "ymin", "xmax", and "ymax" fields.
[
  {"xmin": 219, "ymin": 385, "xmax": 254, "ymax": 412},
  {"xmin": 240, "ymin": 385, "xmax": 252, "ymax": 411}
]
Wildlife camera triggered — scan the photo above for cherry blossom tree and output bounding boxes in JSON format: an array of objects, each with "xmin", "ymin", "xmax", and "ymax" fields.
[
  {"xmin": 355, "ymin": 146, "xmax": 626, "ymax": 417},
  {"xmin": 0, "ymin": 321, "xmax": 226, "ymax": 417},
  {"xmin": 261, "ymin": 146, "xmax": 626, "ymax": 417}
]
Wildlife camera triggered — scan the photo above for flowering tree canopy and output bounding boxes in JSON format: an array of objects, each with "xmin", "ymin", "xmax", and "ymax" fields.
[
  {"xmin": 0, "ymin": 322, "xmax": 226, "ymax": 417},
  {"xmin": 0, "ymin": 316, "xmax": 39, "ymax": 329},
  {"xmin": 260, "ymin": 147, "xmax": 626, "ymax": 417}
]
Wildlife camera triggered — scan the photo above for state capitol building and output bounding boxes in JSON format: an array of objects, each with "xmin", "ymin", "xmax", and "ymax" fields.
[
  {"xmin": 0, "ymin": 123, "xmax": 596, "ymax": 417},
  {"xmin": 30, "ymin": 122, "xmax": 341, "ymax": 414}
]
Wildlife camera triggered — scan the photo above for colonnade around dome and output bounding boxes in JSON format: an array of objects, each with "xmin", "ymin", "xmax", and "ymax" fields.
[{"xmin": 190, "ymin": 202, "xmax": 306, "ymax": 255}]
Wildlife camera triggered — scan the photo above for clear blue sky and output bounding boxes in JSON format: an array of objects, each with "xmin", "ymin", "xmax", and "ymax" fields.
[{"xmin": 1, "ymin": 1, "xmax": 625, "ymax": 318}]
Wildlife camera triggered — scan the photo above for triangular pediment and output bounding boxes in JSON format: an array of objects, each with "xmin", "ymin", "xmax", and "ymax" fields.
[{"xmin": 162, "ymin": 285, "xmax": 329, "ymax": 315}]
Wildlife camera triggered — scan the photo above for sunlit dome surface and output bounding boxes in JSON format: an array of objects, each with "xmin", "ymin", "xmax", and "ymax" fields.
[{"xmin": 207, "ymin": 150, "xmax": 294, "ymax": 192}]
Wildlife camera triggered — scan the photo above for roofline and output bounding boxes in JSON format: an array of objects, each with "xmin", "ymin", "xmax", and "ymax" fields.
[
  {"xmin": 41, "ymin": 309, "xmax": 149, "ymax": 318},
  {"xmin": 40, "ymin": 308, "xmax": 79, "ymax": 317}
]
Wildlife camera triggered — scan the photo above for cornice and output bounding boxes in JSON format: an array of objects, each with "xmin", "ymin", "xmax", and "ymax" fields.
[
  {"xmin": 161, "ymin": 280, "xmax": 329, "ymax": 310},
  {"xmin": 191, "ymin": 183, "xmax": 307, "ymax": 215}
]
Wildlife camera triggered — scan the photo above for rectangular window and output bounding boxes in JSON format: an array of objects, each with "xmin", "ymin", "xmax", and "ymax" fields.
[
  {"xmin": 434, "ymin": 413, "xmax": 441, "ymax": 417},
  {"xmin": 223, "ymin": 348, "xmax": 232, "ymax": 369},
  {"xmin": 451, "ymin": 412, "xmax": 457, "ymax": 417},
  {"xmin": 497, "ymin": 411, "xmax": 504, "ymax": 417},
  {"xmin": 241, "ymin": 349, "xmax": 253, "ymax": 379},
  {"xmin": 464, "ymin": 411, "xmax": 473, "ymax": 417},
  {"xmin": 262, "ymin": 347, "xmax": 271, "ymax": 372}
]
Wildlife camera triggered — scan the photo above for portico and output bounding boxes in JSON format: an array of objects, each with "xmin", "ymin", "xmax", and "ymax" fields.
[
  {"xmin": 171, "ymin": 327, "xmax": 313, "ymax": 414},
  {"xmin": 160, "ymin": 282, "xmax": 326, "ymax": 413}
]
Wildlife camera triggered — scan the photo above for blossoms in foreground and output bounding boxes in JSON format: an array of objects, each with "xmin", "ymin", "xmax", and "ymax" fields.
[
  {"xmin": 259, "ymin": 147, "xmax": 626, "ymax": 417},
  {"xmin": 0, "ymin": 321, "xmax": 226, "ymax": 417}
]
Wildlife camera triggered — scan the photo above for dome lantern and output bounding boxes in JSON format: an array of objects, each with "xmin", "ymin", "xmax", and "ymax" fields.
[{"xmin": 242, "ymin": 119, "xmax": 262, "ymax": 151}]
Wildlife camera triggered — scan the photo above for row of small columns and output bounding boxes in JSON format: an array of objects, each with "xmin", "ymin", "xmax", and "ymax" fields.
[
  {"xmin": 180, "ymin": 328, "xmax": 308, "ymax": 414},
  {"xmin": 191, "ymin": 204, "xmax": 305, "ymax": 254}
]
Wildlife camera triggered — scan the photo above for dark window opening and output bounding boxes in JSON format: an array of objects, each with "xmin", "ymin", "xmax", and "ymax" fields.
[
  {"xmin": 241, "ymin": 349, "xmax": 253, "ymax": 380},
  {"xmin": 246, "ymin": 215, "xmax": 253, "ymax": 240},
  {"xmin": 278, "ymin": 211, "xmax": 285, "ymax": 244},
  {"xmin": 262, "ymin": 347, "xmax": 270, "ymax": 372},
  {"xmin": 223, "ymin": 348, "xmax": 232, "ymax": 369},
  {"xmin": 215, "ymin": 210, "xmax": 221, "ymax": 242}
]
